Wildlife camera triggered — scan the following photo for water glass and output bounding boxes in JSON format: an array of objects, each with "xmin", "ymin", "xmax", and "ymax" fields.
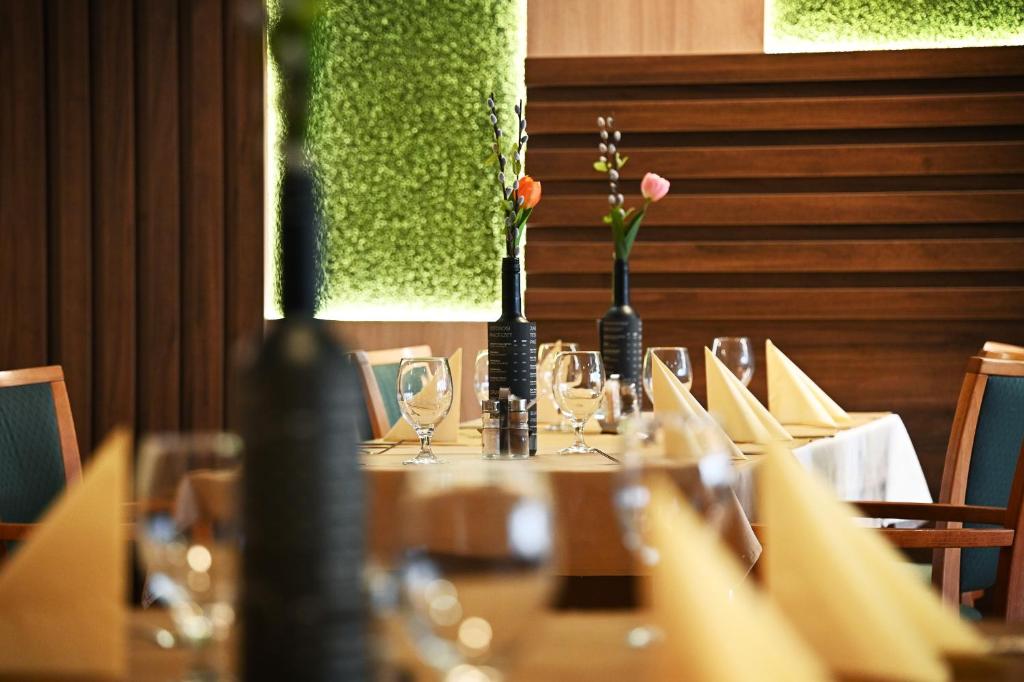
[
  {"xmin": 712, "ymin": 336, "xmax": 755, "ymax": 386},
  {"xmin": 642, "ymin": 347, "xmax": 692, "ymax": 399},
  {"xmin": 474, "ymin": 350, "xmax": 489, "ymax": 403},
  {"xmin": 552, "ymin": 351, "xmax": 605, "ymax": 454},
  {"xmin": 538, "ymin": 341, "xmax": 578, "ymax": 432},
  {"xmin": 135, "ymin": 432, "xmax": 242, "ymax": 672},
  {"xmin": 396, "ymin": 463, "xmax": 555, "ymax": 679},
  {"xmin": 398, "ymin": 357, "xmax": 455, "ymax": 465}
]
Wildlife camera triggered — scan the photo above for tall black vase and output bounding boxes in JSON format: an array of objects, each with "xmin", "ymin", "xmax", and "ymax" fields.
[
  {"xmin": 236, "ymin": 168, "xmax": 367, "ymax": 680},
  {"xmin": 488, "ymin": 256, "xmax": 537, "ymax": 454},
  {"xmin": 598, "ymin": 257, "xmax": 643, "ymax": 391}
]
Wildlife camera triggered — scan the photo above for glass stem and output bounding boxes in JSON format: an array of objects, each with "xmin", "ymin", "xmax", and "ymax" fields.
[
  {"xmin": 418, "ymin": 429, "xmax": 432, "ymax": 456},
  {"xmin": 573, "ymin": 421, "xmax": 586, "ymax": 448}
]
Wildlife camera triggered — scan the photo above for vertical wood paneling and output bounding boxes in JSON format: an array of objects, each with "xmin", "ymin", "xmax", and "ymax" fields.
[
  {"xmin": 136, "ymin": 0, "xmax": 182, "ymax": 434},
  {"xmin": 224, "ymin": 0, "xmax": 265, "ymax": 426},
  {"xmin": 46, "ymin": 0, "xmax": 93, "ymax": 455},
  {"xmin": 181, "ymin": 0, "xmax": 226, "ymax": 430},
  {"xmin": 0, "ymin": 2, "xmax": 48, "ymax": 370},
  {"xmin": 91, "ymin": 0, "xmax": 136, "ymax": 446}
]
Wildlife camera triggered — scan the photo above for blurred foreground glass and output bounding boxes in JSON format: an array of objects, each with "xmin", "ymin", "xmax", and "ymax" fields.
[
  {"xmin": 399, "ymin": 357, "xmax": 455, "ymax": 465},
  {"xmin": 597, "ymin": 374, "xmax": 642, "ymax": 434},
  {"xmin": 396, "ymin": 463, "xmax": 556, "ymax": 680},
  {"xmin": 552, "ymin": 351, "xmax": 605, "ymax": 454},
  {"xmin": 712, "ymin": 336, "xmax": 755, "ymax": 387},
  {"xmin": 642, "ymin": 347, "xmax": 692, "ymax": 399},
  {"xmin": 614, "ymin": 415, "xmax": 737, "ymax": 648},
  {"xmin": 136, "ymin": 432, "xmax": 242, "ymax": 676},
  {"xmin": 474, "ymin": 350, "xmax": 489, "ymax": 403},
  {"xmin": 538, "ymin": 341, "xmax": 578, "ymax": 432}
]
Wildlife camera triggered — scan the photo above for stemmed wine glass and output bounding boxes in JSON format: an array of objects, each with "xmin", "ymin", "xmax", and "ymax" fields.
[
  {"xmin": 552, "ymin": 351, "xmax": 605, "ymax": 454},
  {"xmin": 398, "ymin": 357, "xmax": 455, "ymax": 465},
  {"xmin": 135, "ymin": 432, "xmax": 243, "ymax": 677},
  {"xmin": 474, "ymin": 350, "xmax": 489, "ymax": 403},
  {"xmin": 538, "ymin": 341, "xmax": 578, "ymax": 431},
  {"xmin": 642, "ymin": 347, "xmax": 692, "ymax": 399},
  {"xmin": 712, "ymin": 337, "xmax": 755, "ymax": 386},
  {"xmin": 395, "ymin": 463, "xmax": 556, "ymax": 680}
]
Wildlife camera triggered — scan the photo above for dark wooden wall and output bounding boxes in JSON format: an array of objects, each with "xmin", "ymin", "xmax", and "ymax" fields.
[
  {"xmin": 525, "ymin": 47, "xmax": 1024, "ymax": 494},
  {"xmin": 0, "ymin": 0, "xmax": 264, "ymax": 457}
]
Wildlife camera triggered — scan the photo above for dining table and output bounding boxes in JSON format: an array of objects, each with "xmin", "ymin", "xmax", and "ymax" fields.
[{"xmin": 364, "ymin": 412, "xmax": 932, "ymax": 576}]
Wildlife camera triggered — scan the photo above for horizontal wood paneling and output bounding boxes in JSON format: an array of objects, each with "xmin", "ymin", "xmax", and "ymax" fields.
[
  {"xmin": 526, "ymin": 47, "xmax": 1024, "ymax": 495},
  {"xmin": 529, "ymin": 142, "xmax": 1024, "ymax": 179},
  {"xmin": 527, "ymin": 239, "xmax": 1024, "ymax": 274}
]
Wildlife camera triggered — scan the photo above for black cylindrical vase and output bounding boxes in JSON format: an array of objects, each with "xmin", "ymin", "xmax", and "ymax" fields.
[
  {"xmin": 598, "ymin": 258, "xmax": 643, "ymax": 390},
  {"xmin": 488, "ymin": 257, "xmax": 538, "ymax": 454},
  {"xmin": 237, "ymin": 168, "xmax": 367, "ymax": 680}
]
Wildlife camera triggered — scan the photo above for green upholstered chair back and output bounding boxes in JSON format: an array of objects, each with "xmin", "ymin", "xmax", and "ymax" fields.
[
  {"xmin": 960, "ymin": 373, "xmax": 1024, "ymax": 592},
  {"xmin": 0, "ymin": 378, "xmax": 70, "ymax": 526},
  {"xmin": 371, "ymin": 362, "xmax": 403, "ymax": 429}
]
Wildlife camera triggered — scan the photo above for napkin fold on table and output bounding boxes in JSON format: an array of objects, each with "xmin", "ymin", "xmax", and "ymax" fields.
[
  {"xmin": 0, "ymin": 429, "xmax": 130, "ymax": 679},
  {"xmin": 704, "ymin": 347, "xmax": 791, "ymax": 444},
  {"xmin": 651, "ymin": 355, "xmax": 745, "ymax": 461},
  {"xmin": 645, "ymin": 475, "xmax": 828, "ymax": 681},
  {"xmin": 383, "ymin": 348, "xmax": 462, "ymax": 443},
  {"xmin": 766, "ymin": 339, "xmax": 852, "ymax": 428},
  {"xmin": 759, "ymin": 443, "xmax": 989, "ymax": 682}
]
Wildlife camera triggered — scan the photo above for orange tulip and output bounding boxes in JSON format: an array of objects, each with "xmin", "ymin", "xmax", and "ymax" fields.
[{"xmin": 518, "ymin": 175, "xmax": 542, "ymax": 209}]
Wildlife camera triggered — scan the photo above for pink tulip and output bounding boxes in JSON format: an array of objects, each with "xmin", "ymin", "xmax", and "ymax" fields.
[{"xmin": 640, "ymin": 172, "xmax": 670, "ymax": 202}]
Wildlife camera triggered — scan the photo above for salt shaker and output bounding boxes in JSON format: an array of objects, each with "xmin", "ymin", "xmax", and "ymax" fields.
[
  {"xmin": 507, "ymin": 397, "xmax": 531, "ymax": 458},
  {"xmin": 481, "ymin": 400, "xmax": 501, "ymax": 458}
]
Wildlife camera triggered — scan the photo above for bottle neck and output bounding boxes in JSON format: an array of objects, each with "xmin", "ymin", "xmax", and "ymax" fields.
[
  {"xmin": 501, "ymin": 257, "xmax": 523, "ymax": 317},
  {"xmin": 613, "ymin": 258, "xmax": 630, "ymax": 307}
]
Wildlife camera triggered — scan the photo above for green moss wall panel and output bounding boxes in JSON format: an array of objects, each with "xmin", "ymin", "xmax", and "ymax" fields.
[
  {"xmin": 768, "ymin": 0, "xmax": 1024, "ymax": 52},
  {"xmin": 279, "ymin": 1, "xmax": 525, "ymax": 320}
]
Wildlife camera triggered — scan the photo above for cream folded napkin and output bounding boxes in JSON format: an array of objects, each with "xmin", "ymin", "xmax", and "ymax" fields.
[
  {"xmin": 0, "ymin": 429, "xmax": 129, "ymax": 678},
  {"xmin": 766, "ymin": 340, "xmax": 851, "ymax": 428},
  {"xmin": 759, "ymin": 444, "xmax": 988, "ymax": 682},
  {"xmin": 646, "ymin": 475, "xmax": 827, "ymax": 681},
  {"xmin": 704, "ymin": 347, "xmax": 791, "ymax": 444},
  {"xmin": 383, "ymin": 348, "xmax": 462, "ymax": 443},
  {"xmin": 537, "ymin": 341, "xmax": 562, "ymax": 424},
  {"xmin": 651, "ymin": 355, "xmax": 745, "ymax": 460}
]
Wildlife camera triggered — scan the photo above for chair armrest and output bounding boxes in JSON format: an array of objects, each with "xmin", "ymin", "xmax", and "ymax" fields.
[
  {"xmin": 0, "ymin": 522, "xmax": 34, "ymax": 541},
  {"xmin": 879, "ymin": 527, "xmax": 1014, "ymax": 549},
  {"xmin": 855, "ymin": 501, "xmax": 1007, "ymax": 525}
]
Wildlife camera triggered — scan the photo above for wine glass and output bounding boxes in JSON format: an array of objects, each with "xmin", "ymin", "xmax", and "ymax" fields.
[
  {"xmin": 398, "ymin": 357, "xmax": 455, "ymax": 465},
  {"xmin": 136, "ymin": 432, "xmax": 242, "ymax": 675},
  {"xmin": 642, "ymin": 347, "xmax": 693, "ymax": 399},
  {"xmin": 538, "ymin": 341, "xmax": 578, "ymax": 431},
  {"xmin": 474, "ymin": 350, "xmax": 489, "ymax": 403},
  {"xmin": 614, "ymin": 415, "xmax": 739, "ymax": 648},
  {"xmin": 552, "ymin": 351, "xmax": 605, "ymax": 454},
  {"xmin": 396, "ymin": 463, "xmax": 556, "ymax": 679},
  {"xmin": 712, "ymin": 336, "xmax": 755, "ymax": 386}
]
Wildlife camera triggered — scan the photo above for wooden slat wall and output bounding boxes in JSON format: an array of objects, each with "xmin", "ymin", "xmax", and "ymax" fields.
[
  {"xmin": 525, "ymin": 47, "xmax": 1024, "ymax": 493},
  {"xmin": 0, "ymin": 0, "xmax": 264, "ymax": 457}
]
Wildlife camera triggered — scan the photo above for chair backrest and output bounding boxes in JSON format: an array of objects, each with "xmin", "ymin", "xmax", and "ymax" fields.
[
  {"xmin": 351, "ymin": 346, "xmax": 432, "ymax": 439},
  {"xmin": 934, "ymin": 356, "xmax": 1024, "ymax": 597},
  {"xmin": 982, "ymin": 341, "xmax": 1024, "ymax": 360},
  {"xmin": 0, "ymin": 366, "xmax": 81, "ymax": 526}
]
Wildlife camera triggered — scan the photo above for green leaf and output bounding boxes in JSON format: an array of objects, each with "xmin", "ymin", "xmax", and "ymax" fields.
[
  {"xmin": 593, "ymin": 160, "xmax": 608, "ymax": 173},
  {"xmin": 615, "ymin": 153, "xmax": 629, "ymax": 168},
  {"xmin": 484, "ymin": 152, "xmax": 498, "ymax": 165},
  {"xmin": 622, "ymin": 210, "xmax": 646, "ymax": 258},
  {"xmin": 602, "ymin": 214, "xmax": 613, "ymax": 224}
]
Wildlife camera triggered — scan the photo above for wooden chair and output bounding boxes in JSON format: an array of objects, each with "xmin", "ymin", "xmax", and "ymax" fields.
[
  {"xmin": 856, "ymin": 355, "xmax": 1024, "ymax": 621},
  {"xmin": 349, "ymin": 345, "xmax": 432, "ymax": 440},
  {"xmin": 982, "ymin": 341, "xmax": 1024, "ymax": 360},
  {"xmin": 0, "ymin": 365, "xmax": 82, "ymax": 550}
]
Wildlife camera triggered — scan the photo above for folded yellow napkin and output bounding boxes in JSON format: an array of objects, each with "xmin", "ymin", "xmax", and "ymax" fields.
[
  {"xmin": 383, "ymin": 348, "xmax": 462, "ymax": 443},
  {"xmin": 704, "ymin": 347, "xmax": 791, "ymax": 444},
  {"xmin": 645, "ymin": 475, "xmax": 827, "ymax": 681},
  {"xmin": 651, "ymin": 355, "xmax": 745, "ymax": 460},
  {"xmin": 759, "ymin": 444, "xmax": 988, "ymax": 682},
  {"xmin": 766, "ymin": 340, "xmax": 851, "ymax": 428},
  {"xmin": 538, "ymin": 341, "xmax": 562, "ymax": 424},
  {"xmin": 0, "ymin": 429, "xmax": 129, "ymax": 678}
]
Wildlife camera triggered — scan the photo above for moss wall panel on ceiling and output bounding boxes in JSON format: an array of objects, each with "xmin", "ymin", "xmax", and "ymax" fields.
[
  {"xmin": 768, "ymin": 0, "xmax": 1024, "ymax": 52},
  {"xmin": 281, "ymin": 1, "xmax": 526, "ymax": 320}
]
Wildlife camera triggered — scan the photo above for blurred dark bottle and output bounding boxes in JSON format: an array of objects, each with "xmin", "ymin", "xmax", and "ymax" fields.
[{"xmin": 235, "ymin": 167, "xmax": 367, "ymax": 680}]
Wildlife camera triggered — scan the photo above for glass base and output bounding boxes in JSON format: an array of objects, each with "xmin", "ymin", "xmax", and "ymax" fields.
[
  {"xmin": 558, "ymin": 443, "xmax": 597, "ymax": 455},
  {"xmin": 403, "ymin": 452, "xmax": 444, "ymax": 465}
]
